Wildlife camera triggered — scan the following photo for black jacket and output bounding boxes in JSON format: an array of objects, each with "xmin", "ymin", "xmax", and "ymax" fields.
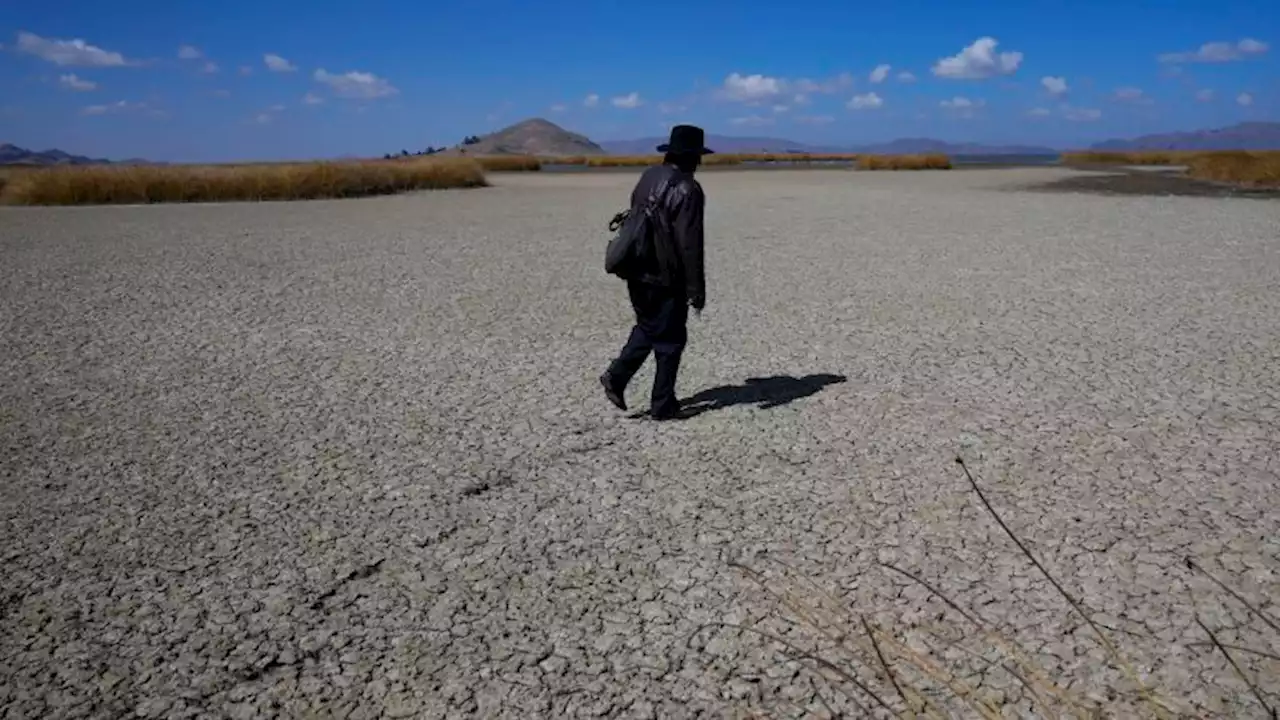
[{"xmin": 629, "ymin": 163, "xmax": 706, "ymax": 308}]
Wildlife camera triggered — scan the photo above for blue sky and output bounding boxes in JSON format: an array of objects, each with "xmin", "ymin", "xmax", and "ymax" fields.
[{"xmin": 1, "ymin": 0, "xmax": 1275, "ymax": 162}]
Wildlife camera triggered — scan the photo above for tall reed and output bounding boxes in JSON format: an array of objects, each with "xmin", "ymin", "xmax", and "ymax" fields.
[{"xmin": 0, "ymin": 157, "xmax": 488, "ymax": 206}]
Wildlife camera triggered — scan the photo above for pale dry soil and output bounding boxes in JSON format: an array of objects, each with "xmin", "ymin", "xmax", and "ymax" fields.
[{"xmin": 2, "ymin": 168, "xmax": 1278, "ymax": 719}]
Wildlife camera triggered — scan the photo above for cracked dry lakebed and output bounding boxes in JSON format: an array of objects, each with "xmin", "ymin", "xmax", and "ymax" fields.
[{"xmin": 2, "ymin": 167, "xmax": 1279, "ymax": 719}]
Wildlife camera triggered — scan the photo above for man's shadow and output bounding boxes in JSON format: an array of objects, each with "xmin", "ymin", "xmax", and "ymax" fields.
[{"xmin": 680, "ymin": 373, "xmax": 847, "ymax": 416}]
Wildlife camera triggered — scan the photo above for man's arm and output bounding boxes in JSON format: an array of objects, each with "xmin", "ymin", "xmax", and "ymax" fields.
[{"xmin": 671, "ymin": 182, "xmax": 706, "ymax": 308}]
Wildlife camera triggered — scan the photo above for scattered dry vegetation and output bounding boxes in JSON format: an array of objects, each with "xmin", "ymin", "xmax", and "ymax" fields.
[
  {"xmin": 0, "ymin": 157, "xmax": 488, "ymax": 206},
  {"xmin": 1184, "ymin": 151, "xmax": 1280, "ymax": 187},
  {"xmin": 587, "ymin": 155, "xmax": 666, "ymax": 168},
  {"xmin": 538, "ymin": 153, "xmax": 863, "ymax": 168},
  {"xmin": 474, "ymin": 155, "xmax": 542, "ymax": 172},
  {"xmin": 1060, "ymin": 150, "xmax": 1201, "ymax": 166},
  {"xmin": 858, "ymin": 153, "xmax": 953, "ymax": 170},
  {"xmin": 735, "ymin": 152, "xmax": 863, "ymax": 163},
  {"xmin": 1061, "ymin": 149, "xmax": 1280, "ymax": 187},
  {"xmin": 0, "ymin": 166, "xmax": 37, "ymax": 196},
  {"xmin": 695, "ymin": 457, "xmax": 1279, "ymax": 718}
]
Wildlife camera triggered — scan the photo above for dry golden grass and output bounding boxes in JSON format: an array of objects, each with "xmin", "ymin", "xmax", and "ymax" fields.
[
  {"xmin": 474, "ymin": 155, "xmax": 542, "ymax": 172},
  {"xmin": 584, "ymin": 155, "xmax": 663, "ymax": 167},
  {"xmin": 703, "ymin": 154, "xmax": 745, "ymax": 167},
  {"xmin": 858, "ymin": 153, "xmax": 953, "ymax": 170},
  {"xmin": 1060, "ymin": 149, "xmax": 1280, "ymax": 187},
  {"xmin": 729, "ymin": 152, "xmax": 862, "ymax": 163},
  {"xmin": 542, "ymin": 152, "xmax": 862, "ymax": 168},
  {"xmin": 542, "ymin": 155, "xmax": 587, "ymax": 166},
  {"xmin": 1184, "ymin": 150, "xmax": 1280, "ymax": 187},
  {"xmin": 1059, "ymin": 150, "xmax": 1200, "ymax": 166},
  {"xmin": 0, "ymin": 157, "xmax": 487, "ymax": 206}
]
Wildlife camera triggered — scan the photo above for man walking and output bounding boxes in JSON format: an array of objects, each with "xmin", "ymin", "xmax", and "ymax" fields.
[{"xmin": 600, "ymin": 124, "xmax": 710, "ymax": 420}]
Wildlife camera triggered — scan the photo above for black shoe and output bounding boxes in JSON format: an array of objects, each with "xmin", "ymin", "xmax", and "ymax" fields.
[{"xmin": 600, "ymin": 374, "xmax": 627, "ymax": 411}]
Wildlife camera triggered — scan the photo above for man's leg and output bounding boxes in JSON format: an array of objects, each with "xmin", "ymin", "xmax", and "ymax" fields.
[
  {"xmin": 604, "ymin": 324, "xmax": 652, "ymax": 394},
  {"xmin": 601, "ymin": 282, "xmax": 657, "ymax": 410},
  {"xmin": 648, "ymin": 293, "xmax": 689, "ymax": 418}
]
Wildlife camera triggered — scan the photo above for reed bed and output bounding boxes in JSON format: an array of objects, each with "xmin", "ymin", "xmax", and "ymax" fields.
[
  {"xmin": 585, "ymin": 155, "xmax": 665, "ymax": 168},
  {"xmin": 1061, "ymin": 149, "xmax": 1280, "ymax": 187},
  {"xmin": 1059, "ymin": 150, "xmax": 1201, "ymax": 166},
  {"xmin": 474, "ymin": 155, "xmax": 542, "ymax": 172},
  {"xmin": 0, "ymin": 157, "xmax": 488, "ymax": 206},
  {"xmin": 1184, "ymin": 150, "xmax": 1280, "ymax": 187},
  {"xmin": 544, "ymin": 152, "xmax": 863, "ymax": 167},
  {"xmin": 858, "ymin": 153, "xmax": 953, "ymax": 170},
  {"xmin": 730, "ymin": 152, "xmax": 862, "ymax": 163}
]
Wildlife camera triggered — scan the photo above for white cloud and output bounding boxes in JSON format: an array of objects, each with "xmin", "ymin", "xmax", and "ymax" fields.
[
  {"xmin": 1195, "ymin": 89, "xmax": 1215, "ymax": 102},
  {"xmin": 869, "ymin": 64, "xmax": 891, "ymax": 84},
  {"xmin": 16, "ymin": 31, "xmax": 131, "ymax": 67},
  {"xmin": 253, "ymin": 104, "xmax": 287, "ymax": 125},
  {"xmin": 1237, "ymin": 92, "xmax": 1254, "ymax": 107},
  {"xmin": 612, "ymin": 92, "xmax": 642, "ymax": 109},
  {"xmin": 1159, "ymin": 38, "xmax": 1269, "ymax": 63},
  {"xmin": 1027, "ymin": 107, "xmax": 1051, "ymax": 117},
  {"xmin": 1239, "ymin": 38, "xmax": 1269, "ymax": 54},
  {"xmin": 847, "ymin": 92, "xmax": 884, "ymax": 110},
  {"xmin": 719, "ymin": 71, "xmax": 850, "ymax": 105},
  {"xmin": 177, "ymin": 45, "xmax": 203, "ymax": 60},
  {"xmin": 795, "ymin": 72, "xmax": 854, "ymax": 94},
  {"xmin": 549, "ymin": 103, "xmax": 566, "ymax": 113},
  {"xmin": 1063, "ymin": 106, "xmax": 1102, "ymax": 122},
  {"xmin": 730, "ymin": 115, "xmax": 775, "ymax": 127},
  {"xmin": 264, "ymin": 53, "xmax": 297, "ymax": 72},
  {"xmin": 793, "ymin": 114, "xmax": 835, "ymax": 125},
  {"xmin": 1041, "ymin": 76, "xmax": 1068, "ymax": 96},
  {"xmin": 940, "ymin": 96, "xmax": 985, "ymax": 118},
  {"xmin": 583, "ymin": 93, "xmax": 599, "ymax": 108},
  {"xmin": 932, "ymin": 36, "xmax": 1023, "ymax": 79},
  {"xmin": 896, "ymin": 71, "xmax": 917, "ymax": 83},
  {"xmin": 202, "ymin": 61, "xmax": 219, "ymax": 74},
  {"xmin": 58, "ymin": 73, "xmax": 96, "ymax": 91},
  {"xmin": 772, "ymin": 104, "xmax": 790, "ymax": 113},
  {"xmin": 81, "ymin": 100, "xmax": 143, "ymax": 116},
  {"xmin": 720, "ymin": 72, "xmax": 786, "ymax": 103},
  {"xmin": 313, "ymin": 69, "xmax": 398, "ymax": 99},
  {"xmin": 303, "ymin": 92, "xmax": 324, "ymax": 105},
  {"xmin": 1113, "ymin": 86, "xmax": 1152, "ymax": 104},
  {"xmin": 657, "ymin": 101, "xmax": 687, "ymax": 114}
]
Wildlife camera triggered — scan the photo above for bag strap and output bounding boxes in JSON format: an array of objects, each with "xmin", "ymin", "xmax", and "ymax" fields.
[
  {"xmin": 606, "ymin": 170, "xmax": 677, "ymax": 232},
  {"xmin": 643, "ymin": 173, "xmax": 674, "ymax": 216}
]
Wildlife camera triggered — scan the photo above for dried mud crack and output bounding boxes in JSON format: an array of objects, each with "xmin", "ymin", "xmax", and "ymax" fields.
[{"xmin": 2, "ymin": 168, "xmax": 1278, "ymax": 718}]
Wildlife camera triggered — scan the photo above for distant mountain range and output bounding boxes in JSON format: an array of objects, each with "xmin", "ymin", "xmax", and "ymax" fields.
[
  {"xmin": 6, "ymin": 120, "xmax": 1278, "ymax": 167},
  {"xmin": 599, "ymin": 135, "xmax": 847, "ymax": 155},
  {"xmin": 604, "ymin": 121, "xmax": 1280, "ymax": 156},
  {"xmin": 1088, "ymin": 122, "xmax": 1280, "ymax": 151},
  {"xmin": 600, "ymin": 135, "xmax": 1058, "ymax": 156},
  {"xmin": 442, "ymin": 118, "xmax": 607, "ymax": 157},
  {"xmin": 0, "ymin": 143, "xmax": 153, "ymax": 166},
  {"xmin": 1, "ymin": 143, "xmax": 111, "ymax": 166}
]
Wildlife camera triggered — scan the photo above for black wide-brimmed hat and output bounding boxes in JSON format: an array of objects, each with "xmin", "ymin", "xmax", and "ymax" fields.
[{"xmin": 656, "ymin": 124, "xmax": 715, "ymax": 155}]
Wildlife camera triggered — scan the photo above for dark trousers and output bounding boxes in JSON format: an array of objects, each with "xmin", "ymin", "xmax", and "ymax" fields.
[{"xmin": 605, "ymin": 280, "xmax": 688, "ymax": 416}]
